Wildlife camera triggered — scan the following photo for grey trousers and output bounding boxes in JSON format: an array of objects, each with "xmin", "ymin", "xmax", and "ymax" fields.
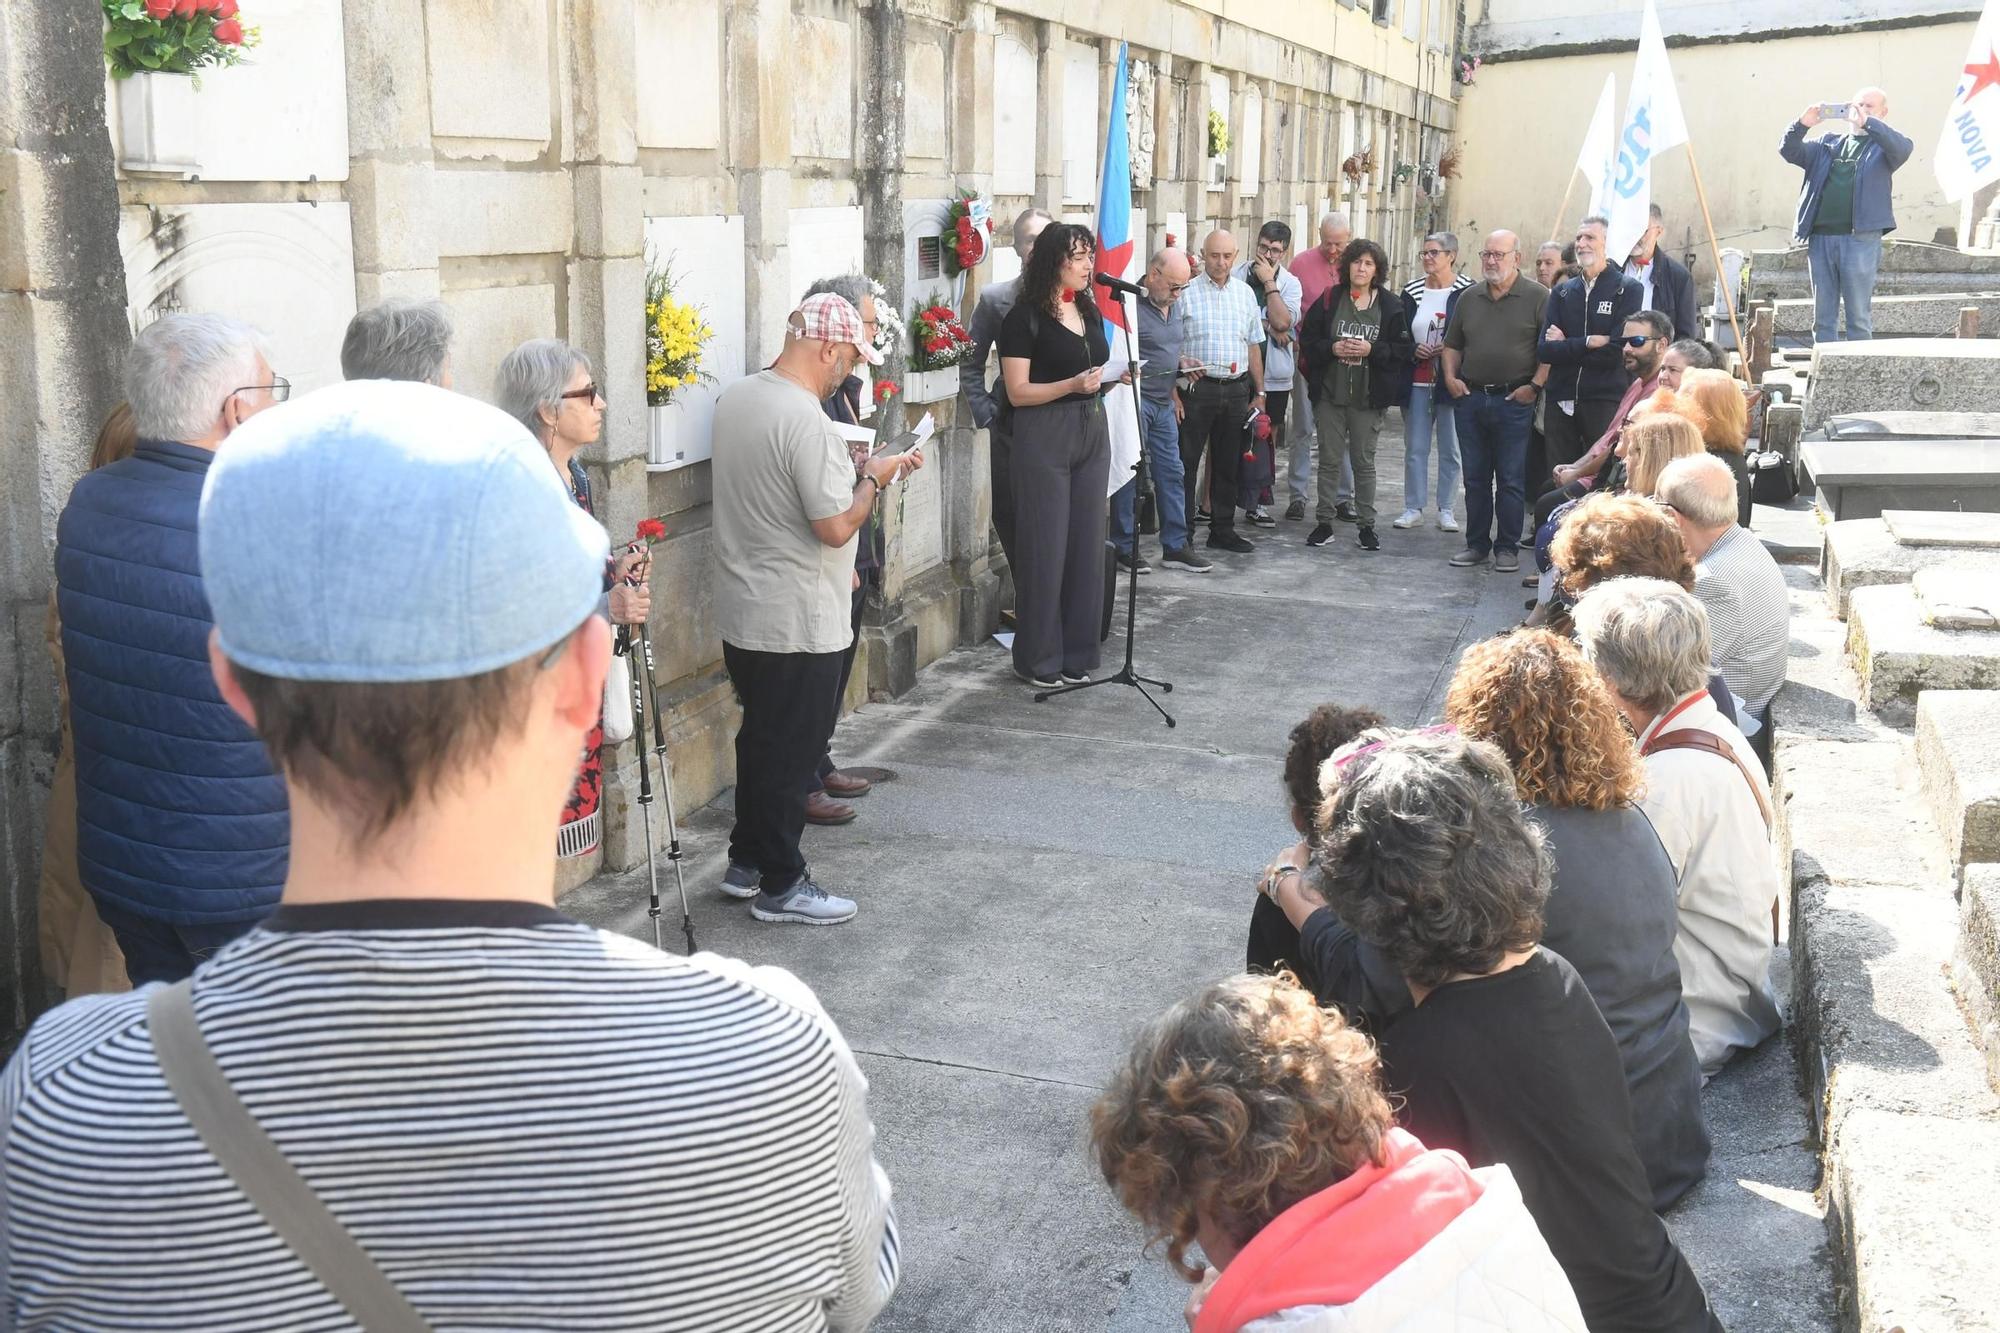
[
  {"xmin": 1313, "ymin": 397, "xmax": 1385, "ymax": 527},
  {"xmin": 1288, "ymin": 396, "xmax": 1352, "ymax": 505},
  {"xmin": 1011, "ymin": 396, "xmax": 1112, "ymax": 679}
]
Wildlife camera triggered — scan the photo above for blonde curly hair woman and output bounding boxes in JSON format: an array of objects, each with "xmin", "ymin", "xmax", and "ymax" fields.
[
  {"xmin": 1446, "ymin": 628, "xmax": 1709, "ymax": 1209},
  {"xmin": 1090, "ymin": 971, "xmax": 1584, "ymax": 1332}
]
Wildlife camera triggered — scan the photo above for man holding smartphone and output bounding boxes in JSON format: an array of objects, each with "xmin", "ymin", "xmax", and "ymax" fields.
[{"xmin": 1781, "ymin": 89, "xmax": 1912, "ymax": 344}]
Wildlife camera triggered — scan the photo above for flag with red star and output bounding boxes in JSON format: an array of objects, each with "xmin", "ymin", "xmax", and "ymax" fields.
[{"xmin": 1938, "ymin": 0, "xmax": 2000, "ymax": 202}]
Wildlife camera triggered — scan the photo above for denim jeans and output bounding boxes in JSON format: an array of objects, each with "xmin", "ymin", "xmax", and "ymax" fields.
[
  {"xmin": 1807, "ymin": 230, "xmax": 1883, "ymax": 343},
  {"xmin": 1452, "ymin": 391, "xmax": 1534, "ymax": 556},
  {"xmin": 1113, "ymin": 395, "xmax": 1191, "ymax": 553},
  {"xmin": 1287, "ymin": 401, "xmax": 1351, "ymax": 504},
  {"xmin": 1402, "ymin": 382, "xmax": 1461, "ymax": 513}
]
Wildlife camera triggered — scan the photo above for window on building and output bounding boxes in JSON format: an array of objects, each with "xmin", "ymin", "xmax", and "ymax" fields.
[
  {"xmin": 1372, "ymin": 0, "xmax": 1394, "ymax": 24},
  {"xmin": 1207, "ymin": 72, "xmax": 1229, "ymax": 192}
]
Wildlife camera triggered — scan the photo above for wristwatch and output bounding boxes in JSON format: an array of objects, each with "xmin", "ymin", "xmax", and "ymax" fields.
[{"xmin": 1261, "ymin": 863, "xmax": 1303, "ymax": 902}]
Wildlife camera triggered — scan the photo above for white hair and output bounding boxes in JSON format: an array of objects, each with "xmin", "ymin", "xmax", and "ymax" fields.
[
  {"xmin": 341, "ymin": 298, "xmax": 454, "ymax": 384},
  {"xmin": 495, "ymin": 339, "xmax": 591, "ymax": 442},
  {"xmin": 126, "ymin": 313, "xmax": 266, "ymax": 442},
  {"xmin": 1572, "ymin": 577, "xmax": 1714, "ymax": 716},
  {"xmin": 1655, "ymin": 454, "xmax": 1739, "ymax": 528},
  {"xmin": 1320, "ymin": 212, "xmax": 1351, "ymax": 235}
]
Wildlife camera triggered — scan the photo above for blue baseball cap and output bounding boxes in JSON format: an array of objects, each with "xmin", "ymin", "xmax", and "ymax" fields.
[{"xmin": 199, "ymin": 379, "xmax": 610, "ymax": 683}]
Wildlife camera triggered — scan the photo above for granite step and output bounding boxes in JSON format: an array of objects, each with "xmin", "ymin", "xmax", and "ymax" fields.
[
  {"xmin": 1847, "ymin": 582, "xmax": 2000, "ymax": 714},
  {"xmin": 1915, "ymin": 691, "xmax": 2000, "ymax": 889}
]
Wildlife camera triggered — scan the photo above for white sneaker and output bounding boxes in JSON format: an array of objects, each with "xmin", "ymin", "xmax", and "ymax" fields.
[
  {"xmin": 751, "ymin": 874, "xmax": 857, "ymax": 925},
  {"xmin": 1438, "ymin": 510, "xmax": 1460, "ymax": 533},
  {"xmin": 1392, "ymin": 509, "xmax": 1422, "ymax": 529}
]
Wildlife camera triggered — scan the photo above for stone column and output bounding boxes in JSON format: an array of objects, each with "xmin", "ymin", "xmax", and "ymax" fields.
[
  {"xmin": 1225, "ymin": 71, "xmax": 1248, "ymax": 237},
  {"xmin": 344, "ymin": 0, "xmax": 441, "ymax": 302},
  {"xmin": 732, "ymin": 0, "xmax": 795, "ymax": 372},
  {"xmin": 0, "ymin": 0, "xmax": 131, "ymax": 1032},
  {"xmin": 1151, "ymin": 51, "xmax": 1176, "ymax": 244},
  {"xmin": 1035, "ymin": 20, "xmax": 1067, "ymax": 216},
  {"xmin": 1256, "ymin": 78, "xmax": 1283, "ymax": 228},
  {"xmin": 567, "ymin": 0, "xmax": 649, "ymax": 873},
  {"xmin": 1181, "ymin": 61, "xmax": 1210, "ymax": 233},
  {"xmin": 949, "ymin": 2, "xmax": 1003, "ymax": 632}
]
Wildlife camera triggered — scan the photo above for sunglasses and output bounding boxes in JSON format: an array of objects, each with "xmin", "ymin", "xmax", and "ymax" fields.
[
  {"xmin": 561, "ymin": 382, "xmax": 603, "ymax": 401},
  {"xmin": 1618, "ymin": 335, "xmax": 1656, "ymax": 348}
]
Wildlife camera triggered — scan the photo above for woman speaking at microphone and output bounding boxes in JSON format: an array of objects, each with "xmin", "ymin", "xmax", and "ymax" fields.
[{"xmin": 999, "ymin": 223, "xmax": 1113, "ymax": 691}]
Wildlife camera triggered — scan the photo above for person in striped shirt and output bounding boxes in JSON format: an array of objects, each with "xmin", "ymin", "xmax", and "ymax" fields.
[{"xmin": 1, "ymin": 381, "xmax": 900, "ymax": 1332}]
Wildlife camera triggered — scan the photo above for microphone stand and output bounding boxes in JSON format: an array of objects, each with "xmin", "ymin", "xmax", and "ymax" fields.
[{"xmin": 1036, "ymin": 283, "xmax": 1175, "ymax": 727}]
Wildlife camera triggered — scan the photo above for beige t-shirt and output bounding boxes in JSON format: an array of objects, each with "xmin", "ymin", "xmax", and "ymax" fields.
[{"xmin": 712, "ymin": 370, "xmax": 859, "ymax": 654}]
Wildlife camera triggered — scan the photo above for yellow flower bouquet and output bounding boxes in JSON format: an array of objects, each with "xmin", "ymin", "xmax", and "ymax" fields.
[{"xmin": 645, "ymin": 259, "xmax": 716, "ymax": 407}]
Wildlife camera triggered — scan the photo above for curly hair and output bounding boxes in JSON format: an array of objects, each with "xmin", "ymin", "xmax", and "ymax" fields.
[
  {"xmin": 1620, "ymin": 409, "xmax": 1707, "ymax": 497},
  {"xmin": 1019, "ymin": 222, "xmax": 1101, "ymax": 323},
  {"xmin": 1316, "ymin": 732, "xmax": 1551, "ymax": 988},
  {"xmin": 1444, "ymin": 630, "xmax": 1646, "ymax": 811},
  {"xmin": 1283, "ymin": 704, "xmax": 1387, "ymax": 819},
  {"xmin": 1089, "ymin": 973, "xmax": 1391, "ymax": 1281},
  {"xmin": 1336, "ymin": 237, "xmax": 1392, "ymax": 294},
  {"xmin": 1552, "ymin": 491, "xmax": 1694, "ymax": 601}
]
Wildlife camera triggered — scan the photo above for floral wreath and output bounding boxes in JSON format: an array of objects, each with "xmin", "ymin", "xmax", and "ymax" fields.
[
  {"xmin": 907, "ymin": 296, "xmax": 974, "ymax": 372},
  {"xmin": 942, "ymin": 189, "xmax": 993, "ymax": 278}
]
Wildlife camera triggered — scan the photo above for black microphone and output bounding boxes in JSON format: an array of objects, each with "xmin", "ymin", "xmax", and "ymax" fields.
[{"xmin": 1095, "ymin": 271, "xmax": 1147, "ymax": 298}]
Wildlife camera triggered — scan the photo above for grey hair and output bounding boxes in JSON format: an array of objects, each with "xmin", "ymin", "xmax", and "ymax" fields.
[
  {"xmin": 126, "ymin": 313, "xmax": 266, "ymax": 443},
  {"xmin": 1315, "ymin": 731, "xmax": 1551, "ymax": 989},
  {"xmin": 1579, "ymin": 215, "xmax": 1610, "ymax": 233},
  {"xmin": 1538, "ymin": 240, "xmax": 1565, "ymax": 255},
  {"xmin": 1013, "ymin": 207, "xmax": 1054, "ymax": 258},
  {"xmin": 1572, "ymin": 576, "xmax": 1713, "ymax": 716},
  {"xmin": 802, "ymin": 272, "xmax": 873, "ymax": 310},
  {"xmin": 340, "ymin": 299, "xmax": 454, "ymax": 385},
  {"xmin": 1627, "ymin": 309, "xmax": 1675, "ymax": 342},
  {"xmin": 495, "ymin": 338, "xmax": 592, "ymax": 442},
  {"xmin": 1319, "ymin": 212, "xmax": 1350, "ymax": 234},
  {"xmin": 1666, "ymin": 337, "xmax": 1715, "ymax": 368},
  {"xmin": 1424, "ymin": 231, "xmax": 1460, "ymax": 256},
  {"xmin": 1656, "ymin": 453, "xmax": 1738, "ymax": 527}
]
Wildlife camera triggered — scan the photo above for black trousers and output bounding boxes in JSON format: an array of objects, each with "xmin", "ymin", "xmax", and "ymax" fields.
[
  {"xmin": 1180, "ymin": 376, "xmax": 1251, "ymax": 535},
  {"xmin": 811, "ymin": 585, "xmax": 869, "ymax": 792},
  {"xmin": 724, "ymin": 641, "xmax": 845, "ymax": 891},
  {"xmin": 1542, "ymin": 396, "xmax": 1621, "ymax": 473},
  {"xmin": 991, "ymin": 421, "xmax": 1019, "ymax": 574}
]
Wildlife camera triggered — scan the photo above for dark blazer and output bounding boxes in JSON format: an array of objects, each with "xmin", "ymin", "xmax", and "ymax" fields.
[
  {"xmin": 960, "ymin": 276, "xmax": 1020, "ymax": 430},
  {"xmin": 1539, "ymin": 268, "xmax": 1643, "ymax": 404},
  {"xmin": 1641, "ymin": 250, "xmax": 1700, "ymax": 345},
  {"xmin": 1780, "ymin": 118, "xmax": 1913, "ymax": 240},
  {"xmin": 56, "ymin": 441, "xmax": 289, "ymax": 925},
  {"xmin": 1300, "ymin": 284, "xmax": 1416, "ymax": 411}
]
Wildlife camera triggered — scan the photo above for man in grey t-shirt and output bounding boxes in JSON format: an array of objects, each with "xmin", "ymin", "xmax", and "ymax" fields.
[{"xmin": 712, "ymin": 294, "xmax": 922, "ymax": 924}]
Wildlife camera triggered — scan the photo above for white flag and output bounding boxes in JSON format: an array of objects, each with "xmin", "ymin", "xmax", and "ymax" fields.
[
  {"xmin": 1937, "ymin": 0, "xmax": 2000, "ymax": 202},
  {"xmin": 1577, "ymin": 74, "xmax": 1620, "ymax": 217},
  {"xmin": 1606, "ymin": 0, "xmax": 1690, "ymax": 261}
]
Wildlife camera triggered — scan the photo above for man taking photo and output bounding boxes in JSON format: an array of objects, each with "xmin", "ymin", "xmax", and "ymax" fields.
[{"xmin": 1781, "ymin": 89, "xmax": 1911, "ymax": 343}]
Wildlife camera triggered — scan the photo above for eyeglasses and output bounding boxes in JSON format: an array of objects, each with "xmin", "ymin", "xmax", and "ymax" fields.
[
  {"xmin": 1420, "ymin": 249, "xmax": 1449, "ymax": 258},
  {"xmin": 1618, "ymin": 335, "xmax": 1655, "ymax": 348},
  {"xmin": 1166, "ymin": 281, "xmax": 1191, "ymax": 294},
  {"xmin": 561, "ymin": 383, "xmax": 603, "ymax": 402},
  {"xmin": 1477, "ymin": 250, "xmax": 1514, "ymax": 261},
  {"xmin": 227, "ymin": 376, "xmax": 292, "ymax": 404}
]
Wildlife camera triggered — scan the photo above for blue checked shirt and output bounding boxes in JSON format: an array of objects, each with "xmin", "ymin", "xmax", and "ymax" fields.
[{"xmin": 1178, "ymin": 272, "xmax": 1265, "ymax": 379}]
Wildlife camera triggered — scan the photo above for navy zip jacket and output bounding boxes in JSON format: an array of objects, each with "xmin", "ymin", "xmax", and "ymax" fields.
[
  {"xmin": 1780, "ymin": 118, "xmax": 1912, "ymax": 240},
  {"xmin": 56, "ymin": 440, "xmax": 289, "ymax": 925},
  {"xmin": 1630, "ymin": 250, "xmax": 1699, "ymax": 347},
  {"xmin": 1538, "ymin": 267, "xmax": 1643, "ymax": 405}
]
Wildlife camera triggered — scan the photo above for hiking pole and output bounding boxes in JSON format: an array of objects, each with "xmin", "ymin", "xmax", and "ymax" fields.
[
  {"xmin": 637, "ymin": 623, "xmax": 696, "ymax": 955},
  {"xmin": 623, "ymin": 625, "xmax": 670, "ymax": 953}
]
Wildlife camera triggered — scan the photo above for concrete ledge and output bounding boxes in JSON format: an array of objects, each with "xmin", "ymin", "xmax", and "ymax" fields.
[
  {"xmin": 1822, "ymin": 519, "xmax": 2000, "ymax": 620},
  {"xmin": 1917, "ymin": 691, "xmax": 2000, "ymax": 884},
  {"xmin": 1826, "ymin": 1110, "xmax": 2000, "ymax": 1333},
  {"xmin": 1777, "ymin": 738, "xmax": 1943, "ymax": 897},
  {"xmin": 1847, "ymin": 583, "xmax": 2000, "ymax": 715},
  {"xmin": 1958, "ymin": 865, "xmax": 2000, "ymax": 1097},
  {"xmin": 1773, "ymin": 292, "xmax": 2000, "ymax": 337}
]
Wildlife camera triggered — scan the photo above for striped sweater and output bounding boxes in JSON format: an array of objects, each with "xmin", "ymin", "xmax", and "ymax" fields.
[{"xmin": 0, "ymin": 900, "xmax": 899, "ymax": 1332}]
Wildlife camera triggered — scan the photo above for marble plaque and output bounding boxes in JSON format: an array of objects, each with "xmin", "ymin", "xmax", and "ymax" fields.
[
  {"xmin": 1061, "ymin": 41, "xmax": 1099, "ymax": 204},
  {"xmin": 993, "ymin": 31, "xmax": 1037, "ymax": 196},
  {"xmin": 790, "ymin": 15, "xmax": 854, "ymax": 161},
  {"xmin": 1238, "ymin": 88, "xmax": 1262, "ymax": 196},
  {"xmin": 905, "ymin": 41, "xmax": 948, "ymax": 161},
  {"xmin": 645, "ymin": 214, "xmax": 747, "ymax": 471},
  {"xmin": 426, "ymin": 0, "xmax": 551, "ymax": 147},
  {"xmin": 891, "ymin": 450, "xmax": 944, "ymax": 580},
  {"xmin": 120, "ymin": 202, "xmax": 356, "ymax": 396},
  {"xmin": 636, "ymin": 0, "xmax": 722, "ymax": 150}
]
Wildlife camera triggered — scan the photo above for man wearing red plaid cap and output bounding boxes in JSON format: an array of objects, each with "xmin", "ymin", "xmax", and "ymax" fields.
[{"xmin": 711, "ymin": 294, "xmax": 923, "ymax": 924}]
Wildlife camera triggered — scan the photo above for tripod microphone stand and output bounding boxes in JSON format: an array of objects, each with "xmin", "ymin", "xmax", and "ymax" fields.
[{"xmin": 1035, "ymin": 310, "xmax": 1175, "ymax": 727}]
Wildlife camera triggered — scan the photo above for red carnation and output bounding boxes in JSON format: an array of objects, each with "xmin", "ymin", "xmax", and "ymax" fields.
[
  {"xmin": 926, "ymin": 336, "xmax": 949, "ymax": 354},
  {"xmin": 171, "ymin": 0, "xmax": 198, "ymax": 14},
  {"xmin": 213, "ymin": 16, "xmax": 243, "ymax": 41},
  {"xmin": 215, "ymin": 0, "xmax": 238, "ymax": 15},
  {"xmin": 635, "ymin": 517, "xmax": 667, "ymax": 543},
  {"xmin": 874, "ymin": 379, "xmax": 899, "ymax": 403},
  {"xmin": 143, "ymin": 0, "xmax": 174, "ymax": 17},
  {"xmin": 193, "ymin": 0, "xmax": 221, "ymax": 11}
]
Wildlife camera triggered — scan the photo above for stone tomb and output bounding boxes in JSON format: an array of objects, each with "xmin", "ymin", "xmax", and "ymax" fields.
[
  {"xmin": 1824, "ymin": 511, "xmax": 2000, "ymax": 617},
  {"xmin": 1848, "ymin": 570, "xmax": 2000, "ymax": 711},
  {"xmin": 1800, "ymin": 438, "xmax": 2000, "ymax": 520},
  {"xmin": 1806, "ymin": 339, "xmax": 2000, "ymax": 428},
  {"xmin": 1825, "ymin": 411, "xmax": 2000, "ymax": 441}
]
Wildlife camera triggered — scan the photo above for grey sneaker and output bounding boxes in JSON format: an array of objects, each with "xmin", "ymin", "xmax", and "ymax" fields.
[
  {"xmin": 751, "ymin": 875, "xmax": 858, "ymax": 925},
  {"xmin": 720, "ymin": 860, "xmax": 759, "ymax": 900},
  {"xmin": 1493, "ymin": 549, "xmax": 1521, "ymax": 573}
]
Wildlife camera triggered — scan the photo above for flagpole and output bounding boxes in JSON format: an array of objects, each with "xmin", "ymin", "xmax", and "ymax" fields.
[
  {"xmin": 1683, "ymin": 140, "xmax": 1747, "ymax": 379},
  {"xmin": 1549, "ymin": 170, "xmax": 1579, "ymax": 247}
]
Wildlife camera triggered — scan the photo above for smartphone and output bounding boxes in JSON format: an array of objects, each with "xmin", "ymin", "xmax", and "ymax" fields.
[{"xmin": 1817, "ymin": 101, "xmax": 1851, "ymax": 121}]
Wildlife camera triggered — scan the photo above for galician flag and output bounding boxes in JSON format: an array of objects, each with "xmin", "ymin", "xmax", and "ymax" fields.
[
  {"xmin": 1936, "ymin": 0, "xmax": 2000, "ymax": 202},
  {"xmin": 1605, "ymin": 0, "xmax": 1689, "ymax": 261},
  {"xmin": 1577, "ymin": 73, "xmax": 1620, "ymax": 216},
  {"xmin": 1093, "ymin": 41, "xmax": 1141, "ymax": 500}
]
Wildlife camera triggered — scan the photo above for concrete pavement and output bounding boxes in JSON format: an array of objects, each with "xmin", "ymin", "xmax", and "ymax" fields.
[{"xmin": 565, "ymin": 428, "xmax": 1835, "ymax": 1330}]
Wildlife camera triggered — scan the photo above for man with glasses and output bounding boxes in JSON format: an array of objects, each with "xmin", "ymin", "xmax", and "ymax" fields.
[
  {"xmin": 1233, "ymin": 222, "xmax": 1303, "ymax": 529},
  {"xmin": 1111, "ymin": 247, "xmax": 1211, "ymax": 573},
  {"xmin": 1440, "ymin": 231, "xmax": 1549, "ymax": 575},
  {"xmin": 53, "ymin": 313, "xmax": 291, "ymax": 981},
  {"xmin": 1550, "ymin": 310, "xmax": 1675, "ymax": 495},
  {"xmin": 1178, "ymin": 229, "xmax": 1267, "ymax": 553}
]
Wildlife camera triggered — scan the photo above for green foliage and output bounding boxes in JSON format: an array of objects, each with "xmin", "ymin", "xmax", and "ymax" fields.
[
  {"xmin": 101, "ymin": 0, "xmax": 255, "ymax": 80},
  {"xmin": 1207, "ymin": 108, "xmax": 1229, "ymax": 159}
]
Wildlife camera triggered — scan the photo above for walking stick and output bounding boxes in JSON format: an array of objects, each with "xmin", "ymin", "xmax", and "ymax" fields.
[
  {"xmin": 636, "ymin": 623, "xmax": 696, "ymax": 955},
  {"xmin": 622, "ymin": 625, "xmax": 673, "ymax": 953}
]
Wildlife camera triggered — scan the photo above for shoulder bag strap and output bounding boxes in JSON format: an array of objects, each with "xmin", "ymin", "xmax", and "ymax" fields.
[
  {"xmin": 1644, "ymin": 728, "xmax": 1780, "ymax": 943},
  {"xmin": 148, "ymin": 981, "xmax": 436, "ymax": 1333}
]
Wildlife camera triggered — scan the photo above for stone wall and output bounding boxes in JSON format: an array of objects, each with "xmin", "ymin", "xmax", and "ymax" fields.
[{"xmin": 0, "ymin": 0, "xmax": 1456, "ymax": 1037}]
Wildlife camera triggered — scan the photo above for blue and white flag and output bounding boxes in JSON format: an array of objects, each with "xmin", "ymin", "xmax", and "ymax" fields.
[
  {"xmin": 1606, "ymin": 0, "xmax": 1689, "ymax": 260},
  {"xmin": 1937, "ymin": 0, "xmax": 2000, "ymax": 202},
  {"xmin": 1578, "ymin": 73, "xmax": 1620, "ymax": 217}
]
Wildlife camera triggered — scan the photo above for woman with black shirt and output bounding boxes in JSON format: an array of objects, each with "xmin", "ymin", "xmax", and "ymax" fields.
[
  {"xmin": 1298, "ymin": 238, "xmax": 1415, "ymax": 552},
  {"xmin": 1272, "ymin": 731, "xmax": 1723, "ymax": 1333},
  {"xmin": 998, "ymin": 224, "xmax": 1112, "ymax": 688}
]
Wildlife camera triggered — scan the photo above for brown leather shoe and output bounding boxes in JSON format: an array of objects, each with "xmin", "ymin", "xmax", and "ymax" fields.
[
  {"xmin": 820, "ymin": 768, "xmax": 872, "ymax": 798},
  {"xmin": 805, "ymin": 790, "xmax": 857, "ymax": 826}
]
